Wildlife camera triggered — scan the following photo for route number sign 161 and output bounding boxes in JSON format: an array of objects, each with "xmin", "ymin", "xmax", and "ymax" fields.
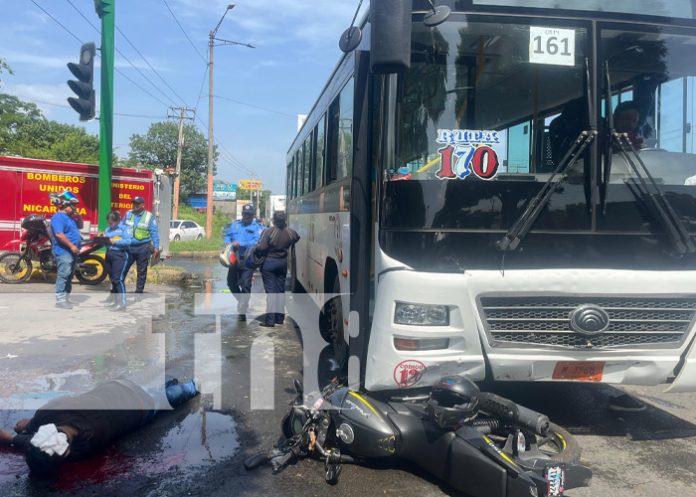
[{"xmin": 529, "ymin": 26, "xmax": 576, "ymax": 67}]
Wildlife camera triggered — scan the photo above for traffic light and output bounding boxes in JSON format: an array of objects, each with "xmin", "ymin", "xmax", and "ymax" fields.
[
  {"xmin": 67, "ymin": 42, "xmax": 96, "ymax": 121},
  {"xmin": 93, "ymin": 0, "xmax": 105, "ymax": 18}
]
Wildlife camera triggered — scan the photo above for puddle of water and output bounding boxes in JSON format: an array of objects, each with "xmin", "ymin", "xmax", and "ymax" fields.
[
  {"xmin": 0, "ymin": 447, "xmax": 26, "ymax": 481},
  {"xmin": 0, "ymin": 408, "xmax": 239, "ymax": 491},
  {"xmin": 169, "ymin": 257, "xmax": 229, "ymax": 293}
]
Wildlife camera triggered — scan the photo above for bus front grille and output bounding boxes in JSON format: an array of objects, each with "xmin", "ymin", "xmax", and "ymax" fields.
[{"xmin": 478, "ymin": 295, "xmax": 696, "ymax": 350}]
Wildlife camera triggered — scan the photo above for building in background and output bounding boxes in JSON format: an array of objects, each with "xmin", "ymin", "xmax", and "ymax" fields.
[{"xmin": 269, "ymin": 195, "xmax": 286, "ymax": 216}]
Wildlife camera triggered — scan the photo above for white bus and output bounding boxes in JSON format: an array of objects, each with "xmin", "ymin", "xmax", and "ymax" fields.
[{"xmin": 287, "ymin": 0, "xmax": 696, "ymax": 393}]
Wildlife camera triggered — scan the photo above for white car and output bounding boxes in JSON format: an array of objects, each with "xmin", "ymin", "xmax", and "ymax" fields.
[{"xmin": 170, "ymin": 220, "xmax": 206, "ymax": 242}]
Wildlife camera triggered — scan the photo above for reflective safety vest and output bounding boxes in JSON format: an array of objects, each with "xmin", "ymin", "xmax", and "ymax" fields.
[{"xmin": 124, "ymin": 211, "xmax": 153, "ymax": 241}]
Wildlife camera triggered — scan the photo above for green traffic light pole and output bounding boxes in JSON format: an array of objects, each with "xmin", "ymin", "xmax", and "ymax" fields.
[{"xmin": 95, "ymin": 0, "xmax": 114, "ymax": 231}]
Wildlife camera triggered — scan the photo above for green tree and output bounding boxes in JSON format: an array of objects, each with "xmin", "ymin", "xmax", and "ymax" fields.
[
  {"xmin": 0, "ymin": 93, "xmax": 100, "ymax": 162},
  {"xmin": 0, "ymin": 58, "xmax": 12, "ymax": 86},
  {"xmin": 127, "ymin": 121, "xmax": 216, "ymax": 200},
  {"xmin": 237, "ymin": 188, "xmax": 271, "ymax": 216}
]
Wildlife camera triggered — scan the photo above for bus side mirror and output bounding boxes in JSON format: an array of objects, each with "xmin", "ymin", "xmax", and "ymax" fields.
[{"xmin": 370, "ymin": 0, "xmax": 413, "ymax": 74}]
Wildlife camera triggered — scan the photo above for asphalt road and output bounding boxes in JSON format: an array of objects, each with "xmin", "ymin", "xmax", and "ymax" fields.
[{"xmin": 0, "ymin": 260, "xmax": 695, "ymax": 497}]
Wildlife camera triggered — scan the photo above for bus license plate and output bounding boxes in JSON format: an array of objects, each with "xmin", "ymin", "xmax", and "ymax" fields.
[
  {"xmin": 545, "ymin": 466, "xmax": 565, "ymax": 497},
  {"xmin": 552, "ymin": 361, "xmax": 605, "ymax": 382}
]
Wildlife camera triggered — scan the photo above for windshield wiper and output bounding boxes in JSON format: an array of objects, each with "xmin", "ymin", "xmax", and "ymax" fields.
[
  {"xmin": 498, "ymin": 58, "xmax": 597, "ymax": 252},
  {"xmin": 612, "ymin": 132, "xmax": 696, "ymax": 255},
  {"xmin": 497, "ymin": 130, "xmax": 596, "ymax": 251},
  {"xmin": 600, "ymin": 61, "xmax": 613, "ymax": 215},
  {"xmin": 603, "ymin": 60, "xmax": 694, "ymax": 255}
]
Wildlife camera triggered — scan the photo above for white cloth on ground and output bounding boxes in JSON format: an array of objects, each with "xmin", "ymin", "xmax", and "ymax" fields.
[{"xmin": 30, "ymin": 423, "xmax": 69, "ymax": 456}]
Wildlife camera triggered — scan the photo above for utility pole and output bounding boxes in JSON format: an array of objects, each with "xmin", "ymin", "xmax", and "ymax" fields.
[
  {"xmin": 168, "ymin": 106, "xmax": 195, "ymax": 220},
  {"xmin": 95, "ymin": 0, "xmax": 115, "ymax": 231},
  {"xmin": 206, "ymin": 4, "xmax": 255, "ymax": 239}
]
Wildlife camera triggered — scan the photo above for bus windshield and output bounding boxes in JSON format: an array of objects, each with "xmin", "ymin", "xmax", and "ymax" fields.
[
  {"xmin": 394, "ymin": 17, "xmax": 589, "ymax": 182},
  {"xmin": 385, "ymin": 16, "xmax": 696, "ymax": 237},
  {"xmin": 472, "ymin": 0, "xmax": 696, "ymax": 19}
]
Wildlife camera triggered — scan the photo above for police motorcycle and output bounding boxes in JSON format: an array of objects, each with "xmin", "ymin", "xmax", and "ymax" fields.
[{"xmin": 245, "ymin": 376, "xmax": 591, "ymax": 497}]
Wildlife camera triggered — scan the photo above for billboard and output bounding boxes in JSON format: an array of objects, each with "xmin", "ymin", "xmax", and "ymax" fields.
[
  {"xmin": 238, "ymin": 179, "xmax": 263, "ymax": 191},
  {"xmin": 213, "ymin": 180, "xmax": 237, "ymax": 201}
]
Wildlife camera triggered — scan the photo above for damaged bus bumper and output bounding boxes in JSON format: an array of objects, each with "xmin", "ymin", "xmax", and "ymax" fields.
[{"xmin": 365, "ymin": 268, "xmax": 696, "ymax": 392}]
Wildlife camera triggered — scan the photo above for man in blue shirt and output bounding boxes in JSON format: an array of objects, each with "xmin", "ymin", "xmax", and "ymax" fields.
[
  {"xmin": 224, "ymin": 204, "xmax": 263, "ymax": 320},
  {"xmin": 49, "ymin": 191, "xmax": 83, "ymax": 309},
  {"xmin": 122, "ymin": 196, "xmax": 160, "ymax": 293}
]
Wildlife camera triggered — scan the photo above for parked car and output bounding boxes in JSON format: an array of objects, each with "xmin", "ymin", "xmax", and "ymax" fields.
[{"xmin": 170, "ymin": 220, "xmax": 205, "ymax": 242}]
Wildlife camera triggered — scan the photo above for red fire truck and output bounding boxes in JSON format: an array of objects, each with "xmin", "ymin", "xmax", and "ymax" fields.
[{"xmin": 0, "ymin": 156, "xmax": 171, "ymax": 254}]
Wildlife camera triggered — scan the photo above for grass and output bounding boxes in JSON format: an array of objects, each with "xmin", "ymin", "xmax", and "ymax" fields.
[{"xmin": 169, "ymin": 205, "xmax": 229, "ymax": 253}]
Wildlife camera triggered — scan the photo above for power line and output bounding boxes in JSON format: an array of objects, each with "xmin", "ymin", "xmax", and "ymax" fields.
[
  {"xmin": 114, "ymin": 112, "xmax": 168, "ymax": 119},
  {"xmin": 64, "ymin": 0, "xmax": 177, "ymax": 107},
  {"xmin": 193, "ymin": 113, "xmax": 256, "ymax": 177},
  {"xmin": 115, "ymin": 24, "xmax": 189, "ymax": 106},
  {"xmin": 10, "ymin": 94, "xmax": 169, "ymax": 120},
  {"xmin": 210, "ymin": 94, "xmax": 296, "ymax": 118},
  {"xmin": 30, "ymin": 0, "xmax": 171, "ymax": 108},
  {"xmin": 161, "ymin": 0, "xmax": 207, "ymax": 63},
  {"xmin": 219, "ymin": 144, "xmax": 257, "ymax": 177},
  {"xmin": 64, "ymin": 0, "xmax": 100, "ymax": 31},
  {"xmin": 29, "ymin": 0, "xmax": 82, "ymax": 44},
  {"xmin": 116, "ymin": 69, "xmax": 171, "ymax": 107},
  {"xmin": 194, "ymin": 63, "xmax": 208, "ymax": 116}
]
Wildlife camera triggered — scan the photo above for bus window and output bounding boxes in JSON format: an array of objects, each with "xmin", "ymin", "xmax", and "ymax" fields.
[
  {"xmin": 326, "ymin": 97, "xmax": 341, "ymax": 183},
  {"xmin": 294, "ymin": 150, "xmax": 302, "ymax": 197},
  {"xmin": 315, "ymin": 115, "xmax": 327, "ymax": 189},
  {"xmin": 603, "ymin": 27, "xmax": 696, "ymax": 185},
  {"xmin": 293, "ymin": 158, "xmax": 298, "ymax": 199},
  {"xmin": 337, "ymin": 78, "xmax": 355, "ymax": 180},
  {"xmin": 287, "ymin": 162, "xmax": 293, "ymax": 199},
  {"xmin": 303, "ymin": 136, "xmax": 312, "ymax": 194},
  {"xmin": 310, "ymin": 128, "xmax": 318, "ymax": 191}
]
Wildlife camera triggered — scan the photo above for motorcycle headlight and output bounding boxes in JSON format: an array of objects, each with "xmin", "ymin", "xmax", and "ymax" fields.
[{"xmin": 394, "ymin": 302, "xmax": 450, "ymax": 326}]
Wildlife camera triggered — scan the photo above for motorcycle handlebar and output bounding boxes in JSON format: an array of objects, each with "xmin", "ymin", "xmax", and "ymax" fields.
[{"xmin": 479, "ymin": 393, "xmax": 550, "ymax": 436}]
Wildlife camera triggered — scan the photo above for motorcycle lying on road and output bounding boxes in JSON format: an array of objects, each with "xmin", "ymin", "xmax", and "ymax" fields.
[
  {"xmin": 0, "ymin": 214, "xmax": 107, "ymax": 285},
  {"xmin": 245, "ymin": 376, "xmax": 592, "ymax": 497}
]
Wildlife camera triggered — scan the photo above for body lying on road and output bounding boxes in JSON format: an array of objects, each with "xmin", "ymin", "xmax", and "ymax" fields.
[{"xmin": 0, "ymin": 378, "xmax": 199, "ymax": 475}]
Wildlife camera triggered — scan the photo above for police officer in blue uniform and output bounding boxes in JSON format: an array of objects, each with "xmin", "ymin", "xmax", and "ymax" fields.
[
  {"xmin": 103, "ymin": 211, "xmax": 132, "ymax": 311},
  {"xmin": 122, "ymin": 196, "xmax": 160, "ymax": 293},
  {"xmin": 224, "ymin": 204, "xmax": 263, "ymax": 320}
]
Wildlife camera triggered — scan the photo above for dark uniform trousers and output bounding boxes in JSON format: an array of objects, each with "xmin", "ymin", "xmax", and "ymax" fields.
[
  {"xmin": 227, "ymin": 262, "xmax": 254, "ymax": 314},
  {"xmin": 260, "ymin": 257, "xmax": 287, "ymax": 325},
  {"xmin": 124, "ymin": 243, "xmax": 152, "ymax": 293},
  {"xmin": 105, "ymin": 249, "xmax": 129, "ymax": 306}
]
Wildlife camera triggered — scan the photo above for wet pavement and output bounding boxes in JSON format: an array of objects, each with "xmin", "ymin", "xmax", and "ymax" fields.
[{"xmin": 1, "ymin": 258, "xmax": 695, "ymax": 497}]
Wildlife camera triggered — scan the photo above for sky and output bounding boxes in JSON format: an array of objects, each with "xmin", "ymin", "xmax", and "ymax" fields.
[{"xmin": 0, "ymin": 0, "xmax": 369, "ymax": 194}]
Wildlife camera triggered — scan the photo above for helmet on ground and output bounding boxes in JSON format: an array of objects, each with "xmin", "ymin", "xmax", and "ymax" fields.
[
  {"xmin": 426, "ymin": 375, "xmax": 480, "ymax": 430},
  {"xmin": 218, "ymin": 245, "xmax": 237, "ymax": 268},
  {"xmin": 50, "ymin": 190, "xmax": 79, "ymax": 207}
]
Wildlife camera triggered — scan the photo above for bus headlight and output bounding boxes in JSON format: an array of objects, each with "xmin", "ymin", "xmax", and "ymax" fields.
[{"xmin": 394, "ymin": 302, "xmax": 450, "ymax": 326}]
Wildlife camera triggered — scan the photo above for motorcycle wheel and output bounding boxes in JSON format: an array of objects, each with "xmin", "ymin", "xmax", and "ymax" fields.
[
  {"xmin": 0, "ymin": 252, "xmax": 33, "ymax": 284},
  {"xmin": 533, "ymin": 422, "xmax": 581, "ymax": 463},
  {"xmin": 75, "ymin": 255, "xmax": 108, "ymax": 285}
]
